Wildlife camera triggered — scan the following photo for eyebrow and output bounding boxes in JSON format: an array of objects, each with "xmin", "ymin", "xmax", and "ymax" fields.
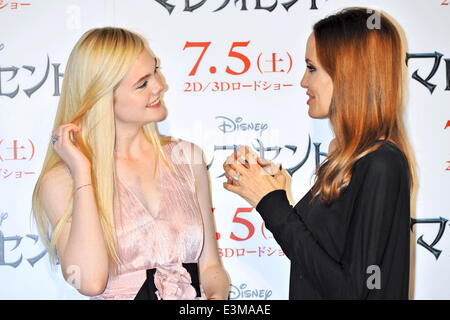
[
  {"xmin": 305, "ymin": 58, "xmax": 315, "ymax": 64},
  {"xmin": 133, "ymin": 73, "xmax": 151, "ymax": 87},
  {"xmin": 132, "ymin": 57, "xmax": 158, "ymax": 87}
]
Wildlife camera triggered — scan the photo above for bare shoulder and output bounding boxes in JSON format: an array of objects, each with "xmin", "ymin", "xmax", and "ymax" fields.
[
  {"xmin": 172, "ymin": 139, "xmax": 208, "ymax": 183},
  {"xmin": 166, "ymin": 137, "xmax": 205, "ymax": 166},
  {"xmin": 186, "ymin": 141, "xmax": 206, "ymax": 169},
  {"xmin": 39, "ymin": 163, "xmax": 74, "ymax": 227}
]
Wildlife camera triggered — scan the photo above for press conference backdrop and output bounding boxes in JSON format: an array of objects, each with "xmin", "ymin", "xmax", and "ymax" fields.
[{"xmin": 0, "ymin": 0, "xmax": 448, "ymax": 299}]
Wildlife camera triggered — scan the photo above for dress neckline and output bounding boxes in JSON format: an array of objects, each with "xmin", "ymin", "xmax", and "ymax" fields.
[
  {"xmin": 116, "ymin": 150, "xmax": 164, "ymax": 219},
  {"xmin": 117, "ymin": 174, "xmax": 161, "ymax": 219}
]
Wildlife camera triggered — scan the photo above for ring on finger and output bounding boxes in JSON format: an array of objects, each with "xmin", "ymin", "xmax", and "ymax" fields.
[{"xmin": 51, "ymin": 134, "xmax": 59, "ymax": 145}]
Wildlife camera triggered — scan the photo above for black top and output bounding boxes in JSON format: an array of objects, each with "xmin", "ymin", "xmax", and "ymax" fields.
[{"xmin": 256, "ymin": 141, "xmax": 411, "ymax": 299}]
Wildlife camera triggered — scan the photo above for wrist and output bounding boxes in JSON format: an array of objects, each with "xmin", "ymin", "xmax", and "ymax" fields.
[
  {"xmin": 72, "ymin": 167, "xmax": 92, "ymax": 185},
  {"xmin": 74, "ymin": 183, "xmax": 92, "ymax": 193},
  {"xmin": 256, "ymin": 188, "xmax": 284, "ymax": 208}
]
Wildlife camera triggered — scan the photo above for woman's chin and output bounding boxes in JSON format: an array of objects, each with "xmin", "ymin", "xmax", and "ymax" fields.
[
  {"xmin": 308, "ymin": 107, "xmax": 328, "ymax": 119},
  {"xmin": 308, "ymin": 108, "xmax": 319, "ymax": 119},
  {"xmin": 144, "ymin": 106, "xmax": 168, "ymax": 124}
]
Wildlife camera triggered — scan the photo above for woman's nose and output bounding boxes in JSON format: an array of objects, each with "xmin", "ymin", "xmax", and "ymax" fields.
[
  {"xmin": 300, "ymin": 70, "xmax": 308, "ymax": 89},
  {"xmin": 153, "ymin": 75, "xmax": 164, "ymax": 94}
]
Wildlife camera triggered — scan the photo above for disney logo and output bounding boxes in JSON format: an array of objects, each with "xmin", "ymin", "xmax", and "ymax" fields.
[
  {"xmin": 216, "ymin": 116, "xmax": 268, "ymax": 137},
  {"xmin": 0, "ymin": 212, "xmax": 8, "ymax": 226},
  {"xmin": 229, "ymin": 283, "xmax": 272, "ymax": 300}
]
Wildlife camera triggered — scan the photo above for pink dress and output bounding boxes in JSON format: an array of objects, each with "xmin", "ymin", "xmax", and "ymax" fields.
[{"xmin": 92, "ymin": 140, "xmax": 206, "ymax": 300}]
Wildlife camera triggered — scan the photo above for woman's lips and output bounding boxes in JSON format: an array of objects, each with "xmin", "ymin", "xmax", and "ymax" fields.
[{"xmin": 146, "ymin": 99, "xmax": 161, "ymax": 108}]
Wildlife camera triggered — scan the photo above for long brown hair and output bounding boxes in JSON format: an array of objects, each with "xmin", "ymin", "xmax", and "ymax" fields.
[{"xmin": 310, "ymin": 7, "xmax": 416, "ymax": 205}]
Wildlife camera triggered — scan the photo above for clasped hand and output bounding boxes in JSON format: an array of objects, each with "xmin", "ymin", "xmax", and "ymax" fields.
[{"xmin": 222, "ymin": 145, "xmax": 287, "ymax": 207}]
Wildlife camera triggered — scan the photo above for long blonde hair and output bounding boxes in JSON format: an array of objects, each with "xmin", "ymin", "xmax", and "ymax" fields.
[
  {"xmin": 32, "ymin": 27, "xmax": 169, "ymax": 267},
  {"xmin": 310, "ymin": 8, "xmax": 417, "ymax": 205}
]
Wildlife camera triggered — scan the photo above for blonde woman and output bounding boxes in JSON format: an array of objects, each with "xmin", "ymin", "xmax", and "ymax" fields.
[
  {"xmin": 223, "ymin": 8, "xmax": 416, "ymax": 299},
  {"xmin": 32, "ymin": 27, "xmax": 229, "ymax": 300}
]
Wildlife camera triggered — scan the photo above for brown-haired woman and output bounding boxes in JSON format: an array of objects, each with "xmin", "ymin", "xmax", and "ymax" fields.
[{"xmin": 223, "ymin": 7, "xmax": 416, "ymax": 299}]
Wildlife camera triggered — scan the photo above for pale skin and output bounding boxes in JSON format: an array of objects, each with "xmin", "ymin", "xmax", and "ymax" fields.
[{"xmin": 40, "ymin": 49, "xmax": 229, "ymax": 298}]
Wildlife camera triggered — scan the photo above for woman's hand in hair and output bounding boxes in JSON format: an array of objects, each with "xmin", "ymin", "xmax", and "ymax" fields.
[
  {"xmin": 51, "ymin": 123, "xmax": 91, "ymax": 178},
  {"xmin": 223, "ymin": 145, "xmax": 287, "ymax": 208}
]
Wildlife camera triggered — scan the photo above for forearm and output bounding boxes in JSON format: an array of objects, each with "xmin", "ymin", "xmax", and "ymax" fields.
[
  {"xmin": 61, "ymin": 170, "xmax": 109, "ymax": 295},
  {"xmin": 200, "ymin": 264, "xmax": 230, "ymax": 300},
  {"xmin": 256, "ymin": 190, "xmax": 373, "ymax": 299}
]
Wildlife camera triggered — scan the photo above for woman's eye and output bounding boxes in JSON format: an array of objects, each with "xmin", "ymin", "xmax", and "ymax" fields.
[
  {"xmin": 307, "ymin": 65, "xmax": 316, "ymax": 73},
  {"xmin": 137, "ymin": 80, "xmax": 148, "ymax": 89},
  {"xmin": 136, "ymin": 67, "xmax": 159, "ymax": 89}
]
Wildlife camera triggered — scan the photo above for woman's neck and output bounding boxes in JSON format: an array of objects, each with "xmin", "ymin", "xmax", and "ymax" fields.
[{"xmin": 114, "ymin": 127, "xmax": 153, "ymax": 161}]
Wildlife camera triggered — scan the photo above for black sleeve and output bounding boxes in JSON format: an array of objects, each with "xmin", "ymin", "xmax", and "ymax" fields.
[{"xmin": 256, "ymin": 157, "xmax": 407, "ymax": 299}]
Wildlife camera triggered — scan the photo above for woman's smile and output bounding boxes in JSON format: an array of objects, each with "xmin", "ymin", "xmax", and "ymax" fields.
[{"xmin": 146, "ymin": 98, "xmax": 161, "ymax": 108}]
